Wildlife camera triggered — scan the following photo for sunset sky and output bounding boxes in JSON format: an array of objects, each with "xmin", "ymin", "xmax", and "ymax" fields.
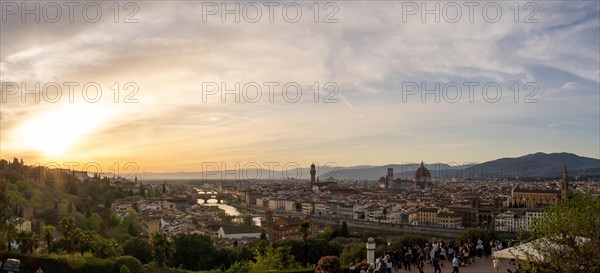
[{"xmin": 1, "ymin": 1, "xmax": 599, "ymax": 172}]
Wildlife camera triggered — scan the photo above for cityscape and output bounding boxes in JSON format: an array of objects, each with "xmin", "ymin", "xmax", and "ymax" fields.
[
  {"xmin": 1, "ymin": 154, "xmax": 599, "ymax": 273},
  {"xmin": 1, "ymin": 1, "xmax": 599, "ymax": 273}
]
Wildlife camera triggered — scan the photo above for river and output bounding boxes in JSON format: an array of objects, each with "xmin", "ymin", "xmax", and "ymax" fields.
[
  {"xmin": 196, "ymin": 189, "xmax": 261, "ymax": 225},
  {"xmin": 197, "ymin": 198, "xmax": 241, "ymax": 216}
]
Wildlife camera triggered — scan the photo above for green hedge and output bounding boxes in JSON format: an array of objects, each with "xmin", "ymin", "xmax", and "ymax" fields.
[
  {"xmin": 0, "ymin": 253, "xmax": 114, "ymax": 273},
  {"xmin": 0, "ymin": 253, "xmax": 316, "ymax": 273},
  {"xmin": 114, "ymin": 256, "xmax": 144, "ymax": 273}
]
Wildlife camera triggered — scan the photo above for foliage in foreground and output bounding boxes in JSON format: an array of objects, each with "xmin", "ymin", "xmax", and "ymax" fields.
[
  {"xmin": 114, "ymin": 256, "xmax": 144, "ymax": 273},
  {"xmin": 315, "ymin": 256, "xmax": 342, "ymax": 273},
  {"xmin": 224, "ymin": 245, "xmax": 314, "ymax": 273},
  {"xmin": 517, "ymin": 194, "xmax": 600, "ymax": 273}
]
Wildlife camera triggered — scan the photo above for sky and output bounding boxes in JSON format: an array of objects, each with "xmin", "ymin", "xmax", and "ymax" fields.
[{"xmin": 1, "ymin": 1, "xmax": 599, "ymax": 173}]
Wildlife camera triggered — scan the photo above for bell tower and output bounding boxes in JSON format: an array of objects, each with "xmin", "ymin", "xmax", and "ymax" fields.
[
  {"xmin": 561, "ymin": 164, "xmax": 569, "ymax": 203},
  {"xmin": 386, "ymin": 168, "xmax": 394, "ymax": 189},
  {"xmin": 310, "ymin": 163, "xmax": 316, "ymax": 185}
]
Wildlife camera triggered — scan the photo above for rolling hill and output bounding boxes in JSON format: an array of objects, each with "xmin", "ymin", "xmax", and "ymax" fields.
[{"xmin": 133, "ymin": 152, "xmax": 600, "ymax": 180}]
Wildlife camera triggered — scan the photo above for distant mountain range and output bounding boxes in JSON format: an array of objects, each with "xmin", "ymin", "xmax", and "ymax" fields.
[
  {"xmin": 135, "ymin": 152, "xmax": 600, "ymax": 180},
  {"xmin": 320, "ymin": 153, "xmax": 600, "ymax": 180},
  {"xmin": 457, "ymin": 152, "xmax": 600, "ymax": 179}
]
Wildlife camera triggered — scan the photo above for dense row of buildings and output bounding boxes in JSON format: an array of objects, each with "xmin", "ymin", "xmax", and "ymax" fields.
[
  {"xmin": 9, "ymin": 162, "xmax": 593, "ymax": 249},
  {"xmin": 229, "ymin": 163, "xmax": 588, "ymax": 233}
]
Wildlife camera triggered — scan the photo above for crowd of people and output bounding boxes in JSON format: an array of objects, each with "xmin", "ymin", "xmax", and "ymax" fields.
[{"xmin": 348, "ymin": 238, "xmax": 520, "ymax": 273}]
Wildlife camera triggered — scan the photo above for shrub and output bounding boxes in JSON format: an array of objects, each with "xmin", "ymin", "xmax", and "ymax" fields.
[
  {"xmin": 355, "ymin": 261, "xmax": 370, "ymax": 271},
  {"xmin": 315, "ymin": 256, "xmax": 342, "ymax": 273},
  {"xmin": 0, "ymin": 253, "xmax": 114, "ymax": 273},
  {"xmin": 223, "ymin": 261, "xmax": 251, "ymax": 273},
  {"xmin": 114, "ymin": 256, "xmax": 144, "ymax": 273},
  {"xmin": 120, "ymin": 265, "xmax": 131, "ymax": 273},
  {"xmin": 123, "ymin": 237, "xmax": 153, "ymax": 264}
]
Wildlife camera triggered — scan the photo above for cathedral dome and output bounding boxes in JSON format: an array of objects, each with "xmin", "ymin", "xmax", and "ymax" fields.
[{"xmin": 414, "ymin": 161, "xmax": 431, "ymax": 182}]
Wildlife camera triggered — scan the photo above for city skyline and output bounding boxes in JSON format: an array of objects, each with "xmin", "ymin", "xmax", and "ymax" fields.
[
  {"xmin": 1, "ymin": 2, "xmax": 599, "ymax": 272},
  {"xmin": 1, "ymin": 1, "xmax": 599, "ymax": 172}
]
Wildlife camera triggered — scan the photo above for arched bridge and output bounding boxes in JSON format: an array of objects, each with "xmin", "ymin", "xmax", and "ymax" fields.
[{"xmin": 196, "ymin": 190, "xmax": 235, "ymax": 203}]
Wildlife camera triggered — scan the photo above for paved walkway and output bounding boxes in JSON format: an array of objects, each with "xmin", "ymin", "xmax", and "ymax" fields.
[{"xmin": 393, "ymin": 257, "xmax": 515, "ymax": 273}]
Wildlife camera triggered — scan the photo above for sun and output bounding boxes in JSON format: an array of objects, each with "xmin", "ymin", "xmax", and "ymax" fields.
[
  {"xmin": 19, "ymin": 120, "xmax": 72, "ymax": 156},
  {"xmin": 16, "ymin": 106, "xmax": 112, "ymax": 157}
]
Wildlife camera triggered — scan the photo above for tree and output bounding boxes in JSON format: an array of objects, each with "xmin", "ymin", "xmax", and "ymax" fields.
[
  {"xmin": 0, "ymin": 175, "xmax": 11, "ymax": 227},
  {"xmin": 91, "ymin": 236, "xmax": 121, "ymax": 258},
  {"xmin": 5, "ymin": 224, "xmax": 17, "ymax": 251},
  {"xmin": 340, "ymin": 242, "xmax": 366, "ymax": 266},
  {"xmin": 65, "ymin": 177, "xmax": 79, "ymax": 195},
  {"xmin": 146, "ymin": 188, "xmax": 161, "ymax": 198},
  {"xmin": 16, "ymin": 230, "xmax": 38, "ymax": 253},
  {"xmin": 127, "ymin": 222, "xmax": 138, "ymax": 237},
  {"xmin": 109, "ymin": 212, "xmax": 121, "ymax": 227},
  {"xmin": 339, "ymin": 222, "xmax": 350, "ymax": 237},
  {"xmin": 242, "ymin": 214, "xmax": 254, "ymax": 226},
  {"xmin": 67, "ymin": 201, "xmax": 75, "ymax": 213},
  {"xmin": 73, "ymin": 228, "xmax": 91, "ymax": 255},
  {"xmin": 123, "ymin": 237, "xmax": 153, "ymax": 264},
  {"xmin": 457, "ymin": 228, "xmax": 495, "ymax": 246},
  {"xmin": 171, "ymin": 233, "xmax": 217, "ymax": 270},
  {"xmin": 249, "ymin": 246, "xmax": 296, "ymax": 272},
  {"xmin": 58, "ymin": 216, "xmax": 76, "ymax": 237},
  {"xmin": 318, "ymin": 224, "xmax": 338, "ymax": 241},
  {"xmin": 517, "ymin": 194, "xmax": 600, "ymax": 273},
  {"xmin": 389, "ymin": 235, "xmax": 428, "ymax": 254},
  {"xmin": 58, "ymin": 216, "xmax": 79, "ymax": 254},
  {"xmin": 85, "ymin": 213, "xmax": 103, "ymax": 233},
  {"xmin": 0, "ymin": 175, "xmax": 16, "ymax": 252},
  {"xmin": 119, "ymin": 212, "xmax": 143, "ymax": 237},
  {"xmin": 218, "ymin": 211, "xmax": 233, "ymax": 223},
  {"xmin": 299, "ymin": 220, "xmax": 311, "ymax": 266},
  {"xmin": 41, "ymin": 224, "xmax": 56, "ymax": 250},
  {"xmin": 306, "ymin": 239, "xmax": 342, "ymax": 265},
  {"xmin": 274, "ymin": 245, "xmax": 295, "ymax": 270},
  {"xmin": 151, "ymin": 232, "xmax": 174, "ymax": 267}
]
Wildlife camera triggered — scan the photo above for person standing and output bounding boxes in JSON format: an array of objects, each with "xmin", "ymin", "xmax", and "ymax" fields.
[
  {"xmin": 432, "ymin": 256, "xmax": 442, "ymax": 273},
  {"xmin": 404, "ymin": 250, "xmax": 411, "ymax": 271},
  {"xmin": 374, "ymin": 257, "xmax": 382, "ymax": 273},
  {"xmin": 367, "ymin": 262, "xmax": 376, "ymax": 273},
  {"xmin": 383, "ymin": 253, "xmax": 391, "ymax": 273},
  {"xmin": 462, "ymin": 246, "xmax": 470, "ymax": 265},
  {"xmin": 416, "ymin": 259, "xmax": 425, "ymax": 273},
  {"xmin": 451, "ymin": 256, "xmax": 460, "ymax": 273},
  {"xmin": 477, "ymin": 239, "xmax": 484, "ymax": 258},
  {"xmin": 493, "ymin": 257, "xmax": 501, "ymax": 273}
]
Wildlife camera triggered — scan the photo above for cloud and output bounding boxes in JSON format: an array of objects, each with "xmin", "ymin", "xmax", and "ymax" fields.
[
  {"xmin": 1, "ymin": 1, "xmax": 598, "ymax": 170},
  {"xmin": 561, "ymin": 81, "xmax": 579, "ymax": 91}
]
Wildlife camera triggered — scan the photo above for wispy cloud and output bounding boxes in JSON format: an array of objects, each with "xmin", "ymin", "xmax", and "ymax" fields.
[{"xmin": 1, "ymin": 1, "xmax": 598, "ymax": 171}]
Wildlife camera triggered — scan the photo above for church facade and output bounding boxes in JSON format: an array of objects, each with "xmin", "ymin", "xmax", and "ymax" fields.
[{"xmin": 507, "ymin": 165, "xmax": 571, "ymax": 208}]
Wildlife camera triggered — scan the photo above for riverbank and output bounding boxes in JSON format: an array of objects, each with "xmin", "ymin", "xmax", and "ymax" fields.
[{"xmin": 230, "ymin": 202, "xmax": 266, "ymax": 216}]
